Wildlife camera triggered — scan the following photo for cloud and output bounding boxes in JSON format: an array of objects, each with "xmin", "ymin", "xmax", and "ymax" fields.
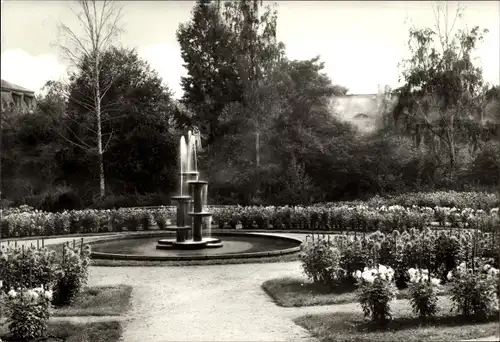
[
  {"xmin": 1, "ymin": 49, "xmax": 66, "ymax": 94},
  {"xmin": 138, "ymin": 43, "xmax": 186, "ymax": 99}
]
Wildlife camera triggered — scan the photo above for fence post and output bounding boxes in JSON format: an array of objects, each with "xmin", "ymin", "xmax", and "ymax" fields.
[
  {"xmin": 37, "ymin": 239, "xmax": 39, "ymax": 250},
  {"xmin": 80, "ymin": 237, "xmax": 84, "ymax": 256},
  {"xmin": 29, "ymin": 263, "xmax": 32, "ymax": 288},
  {"xmin": 42, "ymin": 238, "xmax": 44, "ymax": 248},
  {"xmin": 73, "ymin": 239, "xmax": 76, "ymax": 250}
]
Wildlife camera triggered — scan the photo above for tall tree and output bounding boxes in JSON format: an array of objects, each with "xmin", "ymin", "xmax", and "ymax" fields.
[
  {"xmin": 63, "ymin": 47, "xmax": 179, "ymax": 196},
  {"xmin": 56, "ymin": 0, "xmax": 123, "ymax": 198},
  {"xmin": 177, "ymin": 0, "xmax": 284, "ymax": 146},
  {"xmin": 394, "ymin": 2, "xmax": 488, "ymax": 168}
]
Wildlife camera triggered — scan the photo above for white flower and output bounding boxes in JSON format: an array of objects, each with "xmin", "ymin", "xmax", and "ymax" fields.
[
  {"xmin": 378, "ymin": 265, "xmax": 388, "ymax": 274},
  {"xmin": 355, "ymin": 270, "xmax": 362, "ymax": 279},
  {"xmin": 7, "ymin": 289, "xmax": 17, "ymax": 298},
  {"xmin": 431, "ymin": 278, "xmax": 441, "ymax": 286},
  {"xmin": 44, "ymin": 290, "xmax": 53, "ymax": 301},
  {"xmin": 447, "ymin": 271, "xmax": 453, "ymax": 280},
  {"xmin": 0, "ymin": 280, "xmax": 3, "ymax": 289},
  {"xmin": 483, "ymin": 264, "xmax": 492, "ymax": 272},
  {"xmin": 363, "ymin": 274, "xmax": 375, "ymax": 284},
  {"xmin": 379, "ymin": 273, "xmax": 387, "ymax": 281}
]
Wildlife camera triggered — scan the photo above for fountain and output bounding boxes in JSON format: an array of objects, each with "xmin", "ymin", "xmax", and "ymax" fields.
[
  {"xmin": 87, "ymin": 130, "xmax": 303, "ymax": 263},
  {"xmin": 156, "ymin": 130, "xmax": 223, "ymax": 250}
]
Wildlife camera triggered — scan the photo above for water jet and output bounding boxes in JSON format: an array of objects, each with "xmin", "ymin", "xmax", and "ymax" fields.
[{"xmin": 156, "ymin": 130, "xmax": 222, "ymax": 250}]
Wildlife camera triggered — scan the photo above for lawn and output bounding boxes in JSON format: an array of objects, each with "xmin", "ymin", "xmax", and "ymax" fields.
[
  {"xmin": 0, "ymin": 321, "xmax": 122, "ymax": 342},
  {"xmin": 294, "ymin": 299, "xmax": 499, "ymax": 342},
  {"xmin": 52, "ymin": 285, "xmax": 133, "ymax": 317},
  {"xmin": 262, "ymin": 277, "xmax": 451, "ymax": 307}
]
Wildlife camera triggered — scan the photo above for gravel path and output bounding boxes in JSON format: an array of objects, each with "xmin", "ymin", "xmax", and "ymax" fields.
[{"xmin": 89, "ymin": 261, "xmax": 319, "ymax": 342}]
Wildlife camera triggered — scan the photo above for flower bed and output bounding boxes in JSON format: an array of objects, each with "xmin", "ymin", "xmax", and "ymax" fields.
[
  {"xmin": 0, "ymin": 243, "xmax": 93, "ymax": 340},
  {"xmin": 1, "ymin": 202, "xmax": 498, "ymax": 239}
]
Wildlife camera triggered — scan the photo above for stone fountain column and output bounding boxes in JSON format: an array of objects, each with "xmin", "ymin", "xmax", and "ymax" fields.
[
  {"xmin": 182, "ymin": 171, "xmax": 198, "ymax": 240},
  {"xmin": 170, "ymin": 195, "xmax": 191, "ymax": 242},
  {"xmin": 188, "ymin": 180, "xmax": 210, "ymax": 242}
]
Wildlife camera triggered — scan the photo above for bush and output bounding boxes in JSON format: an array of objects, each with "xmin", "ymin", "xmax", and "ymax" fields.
[
  {"xmin": 447, "ymin": 261, "xmax": 499, "ymax": 317},
  {"xmin": 153, "ymin": 210, "xmax": 168, "ymax": 229},
  {"xmin": 0, "ymin": 246, "xmax": 59, "ymax": 292},
  {"xmin": 4, "ymin": 287, "xmax": 53, "ymax": 341},
  {"xmin": 52, "ymin": 244, "xmax": 91, "ymax": 306},
  {"xmin": 407, "ymin": 268, "xmax": 441, "ymax": 318},
  {"xmin": 337, "ymin": 236, "xmax": 373, "ymax": 285},
  {"xmin": 21, "ymin": 185, "xmax": 83, "ymax": 212},
  {"xmin": 91, "ymin": 192, "xmax": 167, "ymax": 209},
  {"xmin": 353, "ymin": 265, "xmax": 397, "ymax": 325},
  {"xmin": 299, "ymin": 239, "xmax": 345, "ymax": 289}
]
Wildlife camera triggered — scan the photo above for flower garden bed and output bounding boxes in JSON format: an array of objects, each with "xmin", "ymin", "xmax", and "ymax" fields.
[
  {"xmin": 0, "ymin": 241, "xmax": 132, "ymax": 341},
  {"xmin": 262, "ymin": 277, "xmax": 451, "ymax": 307},
  {"xmin": 0, "ymin": 320, "xmax": 122, "ymax": 342},
  {"xmin": 273, "ymin": 222, "xmax": 500, "ymax": 342},
  {"xmin": 294, "ymin": 299, "xmax": 498, "ymax": 342},
  {"xmin": 1, "ymin": 198, "xmax": 498, "ymax": 239}
]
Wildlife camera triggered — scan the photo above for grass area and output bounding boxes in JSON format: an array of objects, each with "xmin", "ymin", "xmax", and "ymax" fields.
[
  {"xmin": 52, "ymin": 285, "xmax": 132, "ymax": 317},
  {"xmin": 262, "ymin": 277, "xmax": 451, "ymax": 307},
  {"xmin": 0, "ymin": 321, "xmax": 122, "ymax": 342},
  {"xmin": 294, "ymin": 299, "xmax": 499, "ymax": 342}
]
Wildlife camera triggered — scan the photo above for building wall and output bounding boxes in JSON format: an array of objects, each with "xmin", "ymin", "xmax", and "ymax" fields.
[
  {"xmin": 1, "ymin": 80, "xmax": 36, "ymax": 114},
  {"xmin": 329, "ymin": 94, "xmax": 399, "ymax": 133}
]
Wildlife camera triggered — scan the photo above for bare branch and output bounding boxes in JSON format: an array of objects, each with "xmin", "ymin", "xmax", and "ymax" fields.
[
  {"xmin": 56, "ymin": 120, "xmax": 96, "ymax": 153},
  {"xmin": 102, "ymin": 129, "xmax": 114, "ymax": 151}
]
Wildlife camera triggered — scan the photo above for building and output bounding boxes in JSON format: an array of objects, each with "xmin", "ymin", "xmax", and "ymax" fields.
[
  {"xmin": 329, "ymin": 92, "xmax": 399, "ymax": 133},
  {"xmin": 1, "ymin": 79, "xmax": 36, "ymax": 113}
]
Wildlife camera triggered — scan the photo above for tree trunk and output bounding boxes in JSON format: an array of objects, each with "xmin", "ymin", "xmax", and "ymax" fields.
[
  {"xmin": 95, "ymin": 59, "xmax": 105, "ymax": 198},
  {"xmin": 255, "ymin": 131, "xmax": 260, "ymax": 167}
]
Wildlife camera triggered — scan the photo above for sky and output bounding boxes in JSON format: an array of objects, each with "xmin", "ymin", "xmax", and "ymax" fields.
[{"xmin": 1, "ymin": 1, "xmax": 499, "ymax": 98}]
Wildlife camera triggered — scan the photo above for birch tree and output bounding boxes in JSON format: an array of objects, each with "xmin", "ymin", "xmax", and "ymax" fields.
[
  {"xmin": 56, "ymin": 0, "xmax": 123, "ymax": 198},
  {"xmin": 395, "ymin": 2, "xmax": 487, "ymax": 169}
]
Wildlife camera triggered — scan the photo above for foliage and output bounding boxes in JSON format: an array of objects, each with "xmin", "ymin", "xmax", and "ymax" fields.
[
  {"xmin": 177, "ymin": 0, "xmax": 284, "ymax": 145},
  {"xmin": 299, "ymin": 239, "xmax": 345, "ymax": 289},
  {"xmin": 447, "ymin": 261, "xmax": 499, "ymax": 317},
  {"xmin": 394, "ymin": 4, "xmax": 493, "ymax": 171},
  {"xmin": 52, "ymin": 245, "xmax": 92, "ymax": 306},
  {"xmin": 1, "ymin": 202, "xmax": 498, "ymax": 241},
  {"xmin": 407, "ymin": 268, "xmax": 441, "ymax": 318},
  {"xmin": 0, "ymin": 245, "xmax": 59, "ymax": 292},
  {"xmin": 4, "ymin": 287, "xmax": 53, "ymax": 341},
  {"xmin": 353, "ymin": 265, "xmax": 398, "ymax": 325}
]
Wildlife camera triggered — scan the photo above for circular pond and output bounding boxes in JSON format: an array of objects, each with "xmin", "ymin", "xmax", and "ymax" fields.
[{"xmin": 89, "ymin": 232, "xmax": 302, "ymax": 261}]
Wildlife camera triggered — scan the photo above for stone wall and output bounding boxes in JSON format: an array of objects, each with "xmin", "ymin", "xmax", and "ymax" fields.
[{"xmin": 329, "ymin": 93, "xmax": 399, "ymax": 133}]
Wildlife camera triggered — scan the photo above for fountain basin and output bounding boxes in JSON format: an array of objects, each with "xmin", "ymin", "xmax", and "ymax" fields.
[
  {"xmin": 188, "ymin": 212, "xmax": 212, "ymax": 217},
  {"xmin": 171, "ymin": 195, "xmax": 192, "ymax": 201},
  {"xmin": 157, "ymin": 237, "xmax": 222, "ymax": 250},
  {"xmin": 162, "ymin": 225, "xmax": 192, "ymax": 231},
  {"xmin": 89, "ymin": 232, "xmax": 302, "ymax": 261}
]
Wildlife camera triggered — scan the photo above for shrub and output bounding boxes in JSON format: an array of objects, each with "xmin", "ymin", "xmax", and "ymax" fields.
[
  {"xmin": 353, "ymin": 265, "xmax": 398, "ymax": 325},
  {"xmin": 21, "ymin": 185, "xmax": 82, "ymax": 212},
  {"xmin": 299, "ymin": 239, "xmax": 345, "ymax": 289},
  {"xmin": 52, "ymin": 244, "xmax": 91, "ymax": 306},
  {"xmin": 153, "ymin": 210, "xmax": 168, "ymax": 229},
  {"xmin": 338, "ymin": 237, "xmax": 373, "ymax": 285},
  {"xmin": 4, "ymin": 287, "xmax": 53, "ymax": 341},
  {"xmin": 447, "ymin": 261, "xmax": 499, "ymax": 317},
  {"xmin": 0, "ymin": 246, "xmax": 59, "ymax": 292},
  {"xmin": 407, "ymin": 268, "xmax": 441, "ymax": 318}
]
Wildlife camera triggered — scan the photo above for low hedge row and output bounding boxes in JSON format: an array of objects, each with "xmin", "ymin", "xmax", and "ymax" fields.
[{"xmin": 1, "ymin": 203, "xmax": 498, "ymax": 239}]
